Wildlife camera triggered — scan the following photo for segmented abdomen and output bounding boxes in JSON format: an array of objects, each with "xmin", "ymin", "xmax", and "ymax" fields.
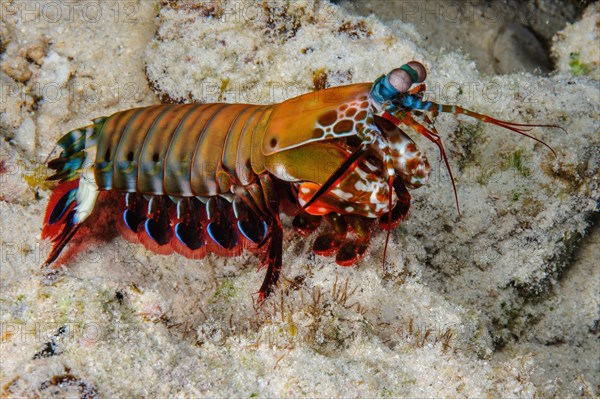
[{"xmin": 94, "ymin": 103, "xmax": 271, "ymax": 196}]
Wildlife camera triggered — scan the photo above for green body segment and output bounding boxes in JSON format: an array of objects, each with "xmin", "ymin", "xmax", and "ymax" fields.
[
  {"xmin": 93, "ymin": 103, "xmax": 274, "ymax": 197},
  {"xmin": 164, "ymin": 103, "xmax": 220, "ymax": 196},
  {"xmin": 220, "ymin": 105, "xmax": 262, "ymax": 190},
  {"xmin": 190, "ymin": 103, "xmax": 250, "ymax": 196},
  {"xmin": 137, "ymin": 104, "xmax": 188, "ymax": 194},
  {"xmin": 95, "ymin": 108, "xmax": 142, "ymax": 190},
  {"xmin": 113, "ymin": 105, "xmax": 166, "ymax": 192}
]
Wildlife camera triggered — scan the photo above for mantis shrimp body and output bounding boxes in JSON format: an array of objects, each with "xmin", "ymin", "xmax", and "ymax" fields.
[{"xmin": 42, "ymin": 62, "xmax": 561, "ymax": 301}]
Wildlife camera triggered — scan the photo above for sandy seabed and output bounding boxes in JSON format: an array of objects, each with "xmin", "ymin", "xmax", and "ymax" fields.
[{"xmin": 1, "ymin": 1, "xmax": 598, "ymax": 397}]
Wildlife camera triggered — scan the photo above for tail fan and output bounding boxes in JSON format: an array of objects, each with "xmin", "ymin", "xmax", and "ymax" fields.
[
  {"xmin": 42, "ymin": 119, "xmax": 105, "ymax": 266},
  {"xmin": 42, "ymin": 179, "xmax": 81, "ymax": 265}
]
